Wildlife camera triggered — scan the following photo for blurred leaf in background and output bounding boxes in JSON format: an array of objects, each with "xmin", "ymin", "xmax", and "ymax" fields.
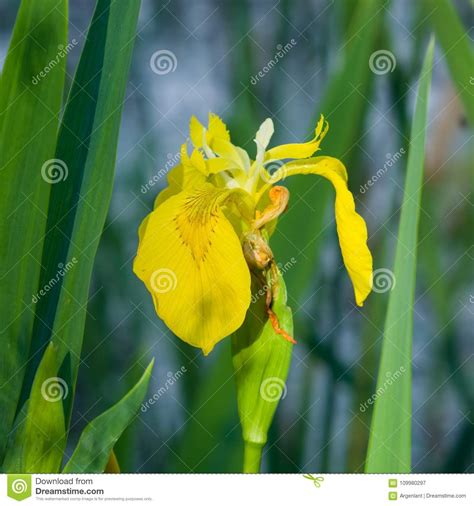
[{"xmin": 0, "ymin": 0, "xmax": 152, "ymax": 475}]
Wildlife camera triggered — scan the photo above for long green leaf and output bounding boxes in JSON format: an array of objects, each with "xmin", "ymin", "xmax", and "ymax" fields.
[
  {"xmin": 3, "ymin": 343, "xmax": 66, "ymax": 473},
  {"xmin": 423, "ymin": 0, "xmax": 474, "ymax": 125},
  {"xmin": 63, "ymin": 360, "xmax": 154, "ymax": 473},
  {"xmin": 0, "ymin": 0, "xmax": 68, "ymax": 461},
  {"xmin": 23, "ymin": 0, "xmax": 142, "ymax": 418},
  {"xmin": 365, "ymin": 38, "xmax": 434, "ymax": 473},
  {"xmin": 271, "ymin": 0, "xmax": 387, "ymax": 304},
  {"xmin": 172, "ymin": 343, "xmax": 242, "ymax": 473}
]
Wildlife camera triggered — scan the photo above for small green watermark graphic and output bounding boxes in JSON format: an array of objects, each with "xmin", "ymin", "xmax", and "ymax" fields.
[
  {"xmin": 389, "ymin": 478, "xmax": 398, "ymax": 488},
  {"xmin": 389, "ymin": 491, "xmax": 398, "ymax": 501},
  {"xmin": 303, "ymin": 474, "xmax": 324, "ymax": 488},
  {"xmin": 7, "ymin": 474, "xmax": 32, "ymax": 502}
]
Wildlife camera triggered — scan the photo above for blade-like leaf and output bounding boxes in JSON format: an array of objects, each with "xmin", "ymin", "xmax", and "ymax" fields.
[
  {"xmin": 24, "ymin": 0, "xmax": 142, "ymax": 417},
  {"xmin": 172, "ymin": 342, "xmax": 242, "ymax": 473},
  {"xmin": 63, "ymin": 360, "xmax": 154, "ymax": 473},
  {"xmin": 423, "ymin": 0, "xmax": 474, "ymax": 125},
  {"xmin": 0, "ymin": 0, "xmax": 68, "ymax": 461},
  {"xmin": 3, "ymin": 343, "xmax": 66, "ymax": 473},
  {"xmin": 232, "ymin": 270, "xmax": 293, "ymax": 473},
  {"xmin": 365, "ymin": 38, "xmax": 434, "ymax": 473},
  {"xmin": 271, "ymin": 0, "xmax": 388, "ymax": 304}
]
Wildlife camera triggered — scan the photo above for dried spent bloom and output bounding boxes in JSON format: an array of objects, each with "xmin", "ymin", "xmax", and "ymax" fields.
[{"xmin": 134, "ymin": 113, "xmax": 373, "ymax": 354}]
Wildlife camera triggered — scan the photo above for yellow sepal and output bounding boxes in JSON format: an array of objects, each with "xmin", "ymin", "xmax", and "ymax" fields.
[
  {"xmin": 153, "ymin": 144, "xmax": 206, "ymax": 208},
  {"xmin": 272, "ymin": 156, "xmax": 372, "ymax": 306},
  {"xmin": 134, "ymin": 184, "xmax": 252, "ymax": 354}
]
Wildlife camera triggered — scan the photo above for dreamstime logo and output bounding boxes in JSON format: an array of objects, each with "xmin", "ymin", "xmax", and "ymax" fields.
[
  {"xmin": 41, "ymin": 159, "xmax": 68, "ymax": 183},
  {"xmin": 32, "ymin": 258, "xmax": 78, "ymax": 304},
  {"xmin": 41, "ymin": 377, "xmax": 69, "ymax": 402},
  {"xmin": 140, "ymin": 151, "xmax": 180, "ymax": 194},
  {"xmin": 32, "ymin": 39, "xmax": 78, "ymax": 85},
  {"xmin": 359, "ymin": 366, "xmax": 406, "ymax": 412},
  {"xmin": 371, "ymin": 268, "xmax": 396, "ymax": 293},
  {"xmin": 260, "ymin": 160, "xmax": 285, "ymax": 184},
  {"xmin": 360, "ymin": 148, "xmax": 406, "ymax": 194},
  {"xmin": 259, "ymin": 377, "xmax": 287, "ymax": 402},
  {"xmin": 8, "ymin": 474, "xmax": 32, "ymax": 501},
  {"xmin": 150, "ymin": 50, "xmax": 177, "ymax": 75},
  {"xmin": 12, "ymin": 479, "xmax": 28, "ymax": 494},
  {"xmin": 251, "ymin": 257, "xmax": 297, "ymax": 304},
  {"xmin": 250, "ymin": 39, "xmax": 297, "ymax": 85},
  {"xmin": 369, "ymin": 49, "xmax": 396, "ymax": 75},
  {"xmin": 141, "ymin": 366, "xmax": 188, "ymax": 412},
  {"xmin": 150, "ymin": 268, "xmax": 177, "ymax": 293}
]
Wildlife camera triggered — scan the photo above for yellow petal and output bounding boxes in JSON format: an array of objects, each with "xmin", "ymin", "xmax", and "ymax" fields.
[
  {"xmin": 209, "ymin": 137, "xmax": 250, "ymax": 171},
  {"xmin": 190, "ymin": 113, "xmax": 231, "ymax": 149},
  {"xmin": 264, "ymin": 115, "xmax": 328, "ymax": 161},
  {"xmin": 138, "ymin": 214, "xmax": 150, "ymax": 242},
  {"xmin": 190, "ymin": 115, "xmax": 206, "ymax": 148},
  {"xmin": 207, "ymin": 112, "xmax": 230, "ymax": 142},
  {"xmin": 134, "ymin": 184, "xmax": 251, "ymax": 354},
  {"xmin": 189, "ymin": 148, "xmax": 207, "ymax": 173},
  {"xmin": 273, "ymin": 156, "xmax": 372, "ymax": 306},
  {"xmin": 154, "ymin": 144, "xmax": 206, "ymax": 208},
  {"xmin": 255, "ymin": 118, "xmax": 274, "ymax": 164},
  {"xmin": 205, "ymin": 113, "xmax": 250, "ymax": 171},
  {"xmin": 189, "ymin": 114, "xmax": 248, "ymax": 173},
  {"xmin": 184, "ymin": 141, "xmax": 232, "ymax": 176},
  {"xmin": 205, "ymin": 157, "xmax": 234, "ymax": 174}
]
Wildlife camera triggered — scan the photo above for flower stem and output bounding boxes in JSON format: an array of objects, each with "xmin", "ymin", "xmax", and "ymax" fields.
[{"xmin": 243, "ymin": 442, "xmax": 263, "ymax": 473}]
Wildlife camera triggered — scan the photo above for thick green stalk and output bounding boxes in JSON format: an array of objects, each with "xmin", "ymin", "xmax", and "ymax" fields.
[{"xmin": 243, "ymin": 443, "xmax": 264, "ymax": 473}]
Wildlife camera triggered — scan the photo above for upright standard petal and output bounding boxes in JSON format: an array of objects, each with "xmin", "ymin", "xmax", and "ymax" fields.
[
  {"xmin": 189, "ymin": 115, "xmax": 207, "ymax": 149},
  {"xmin": 134, "ymin": 184, "xmax": 252, "ymax": 354},
  {"xmin": 207, "ymin": 112, "xmax": 231, "ymax": 142},
  {"xmin": 189, "ymin": 112, "xmax": 231, "ymax": 149},
  {"xmin": 206, "ymin": 113, "xmax": 250, "ymax": 172},
  {"xmin": 254, "ymin": 118, "xmax": 275, "ymax": 164},
  {"xmin": 273, "ymin": 156, "xmax": 372, "ymax": 306},
  {"xmin": 189, "ymin": 114, "xmax": 249, "ymax": 173}
]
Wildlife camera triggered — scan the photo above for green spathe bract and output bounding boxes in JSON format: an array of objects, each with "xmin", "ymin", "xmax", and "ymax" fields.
[
  {"xmin": 365, "ymin": 38, "xmax": 435, "ymax": 473},
  {"xmin": 232, "ymin": 270, "xmax": 293, "ymax": 472}
]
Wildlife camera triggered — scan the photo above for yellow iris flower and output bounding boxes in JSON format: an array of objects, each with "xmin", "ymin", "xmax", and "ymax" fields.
[{"xmin": 133, "ymin": 113, "xmax": 373, "ymax": 355}]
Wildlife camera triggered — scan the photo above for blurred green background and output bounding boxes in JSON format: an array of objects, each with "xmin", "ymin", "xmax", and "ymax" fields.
[{"xmin": 1, "ymin": 0, "xmax": 471, "ymax": 473}]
